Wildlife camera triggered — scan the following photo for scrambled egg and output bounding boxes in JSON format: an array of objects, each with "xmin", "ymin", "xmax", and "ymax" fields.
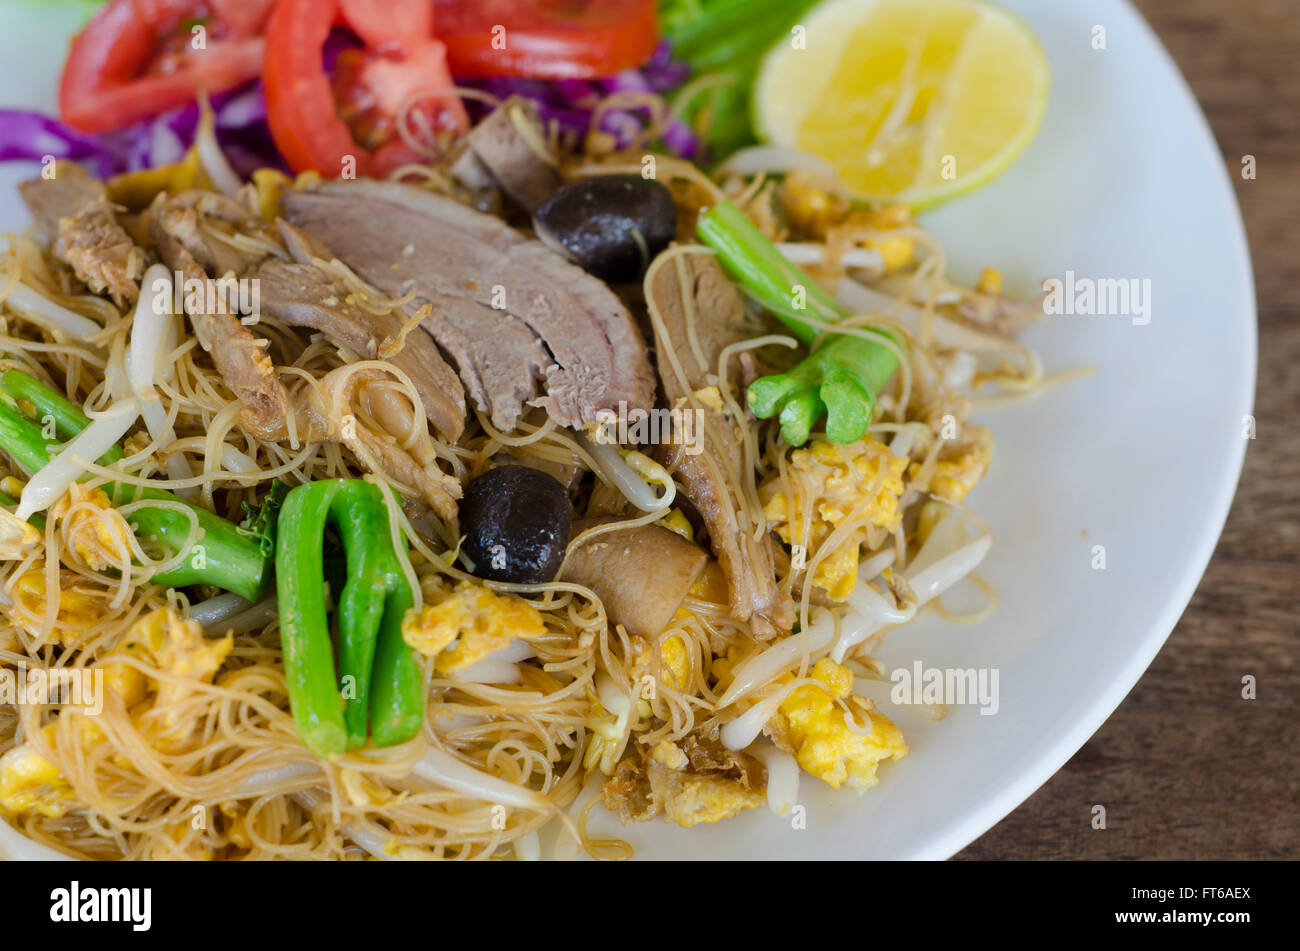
[
  {"xmin": 602, "ymin": 737, "xmax": 766, "ymax": 828},
  {"xmin": 771, "ymin": 658, "xmax": 907, "ymax": 790},
  {"xmin": 656, "ymin": 508, "xmax": 694, "ymax": 540},
  {"xmin": 0, "ymin": 725, "xmax": 75, "ymax": 818},
  {"xmin": 977, "ymin": 267, "xmax": 1003, "ymax": 296},
  {"xmin": 50, "ymin": 484, "xmax": 135, "ymax": 572},
  {"xmin": 113, "ymin": 608, "xmax": 232, "ymax": 729},
  {"xmin": 402, "ymin": 581, "xmax": 545, "ymax": 674},
  {"xmin": 777, "ymin": 170, "xmax": 851, "ymax": 238},
  {"xmin": 649, "ymin": 739, "xmax": 689, "ymax": 770},
  {"xmin": 761, "ymin": 436, "xmax": 908, "ymax": 599},
  {"xmin": 776, "ymin": 175, "xmax": 915, "ymax": 272},
  {"xmin": 658, "ymin": 771, "xmax": 765, "ymax": 827},
  {"xmin": 11, "ymin": 561, "xmax": 115, "ymax": 645},
  {"xmin": 659, "ymin": 635, "xmax": 691, "ymax": 691},
  {"xmin": 921, "ymin": 426, "xmax": 993, "ymax": 504},
  {"xmin": 855, "ymin": 205, "xmax": 917, "ymax": 272}
]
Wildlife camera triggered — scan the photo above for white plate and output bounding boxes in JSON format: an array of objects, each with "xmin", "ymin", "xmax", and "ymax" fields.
[{"xmin": 0, "ymin": 0, "xmax": 1255, "ymax": 860}]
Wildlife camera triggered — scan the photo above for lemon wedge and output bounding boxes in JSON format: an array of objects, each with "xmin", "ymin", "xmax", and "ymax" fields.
[{"xmin": 753, "ymin": 0, "xmax": 1049, "ymax": 208}]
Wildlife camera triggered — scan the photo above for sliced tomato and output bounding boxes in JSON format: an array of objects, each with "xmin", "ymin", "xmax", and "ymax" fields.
[
  {"xmin": 263, "ymin": 0, "xmax": 468, "ymax": 177},
  {"xmin": 59, "ymin": 0, "xmax": 275, "ymax": 134},
  {"xmin": 433, "ymin": 0, "xmax": 660, "ymax": 79},
  {"xmin": 337, "ymin": 0, "xmax": 432, "ymax": 48}
]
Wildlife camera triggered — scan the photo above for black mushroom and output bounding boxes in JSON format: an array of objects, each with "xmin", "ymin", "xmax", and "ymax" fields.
[
  {"xmin": 533, "ymin": 175, "xmax": 677, "ymax": 283},
  {"xmin": 559, "ymin": 517, "xmax": 709, "ymax": 640},
  {"xmin": 460, "ymin": 466, "xmax": 573, "ymax": 584}
]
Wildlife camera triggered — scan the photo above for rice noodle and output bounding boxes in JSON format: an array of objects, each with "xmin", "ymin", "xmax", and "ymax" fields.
[{"xmin": 0, "ymin": 108, "xmax": 1048, "ymax": 861}]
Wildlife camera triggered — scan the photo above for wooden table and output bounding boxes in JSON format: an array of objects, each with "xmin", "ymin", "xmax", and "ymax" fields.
[{"xmin": 957, "ymin": 0, "xmax": 1298, "ymax": 860}]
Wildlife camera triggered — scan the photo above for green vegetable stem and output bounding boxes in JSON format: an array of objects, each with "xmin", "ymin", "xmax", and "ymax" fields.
[{"xmin": 696, "ymin": 201, "xmax": 904, "ymax": 446}]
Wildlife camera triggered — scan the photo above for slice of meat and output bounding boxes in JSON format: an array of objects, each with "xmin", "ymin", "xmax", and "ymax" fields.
[
  {"xmin": 19, "ymin": 161, "xmax": 145, "ymax": 306},
  {"xmin": 255, "ymin": 220, "xmax": 466, "ymax": 442},
  {"xmin": 151, "ymin": 191, "xmax": 468, "ymax": 446},
  {"xmin": 419, "ymin": 294, "xmax": 551, "ymax": 432},
  {"xmin": 150, "ymin": 190, "xmax": 463, "ymax": 514},
  {"xmin": 281, "ymin": 179, "xmax": 655, "ymax": 432},
  {"xmin": 648, "ymin": 252, "xmax": 794, "ymax": 640},
  {"xmin": 449, "ymin": 97, "xmax": 562, "ymax": 214},
  {"xmin": 151, "ymin": 193, "xmax": 300, "ymax": 441},
  {"xmin": 147, "ymin": 189, "xmax": 277, "ymax": 279}
]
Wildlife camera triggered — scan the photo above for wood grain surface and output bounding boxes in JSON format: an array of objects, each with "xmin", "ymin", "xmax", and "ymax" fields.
[{"xmin": 956, "ymin": 0, "xmax": 1298, "ymax": 860}]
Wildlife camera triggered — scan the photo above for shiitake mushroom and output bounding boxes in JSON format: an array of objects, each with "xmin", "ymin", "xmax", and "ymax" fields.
[
  {"xmin": 459, "ymin": 466, "xmax": 572, "ymax": 584},
  {"xmin": 533, "ymin": 175, "xmax": 677, "ymax": 283}
]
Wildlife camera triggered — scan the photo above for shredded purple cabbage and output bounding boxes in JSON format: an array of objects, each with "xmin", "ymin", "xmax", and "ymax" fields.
[
  {"xmin": 0, "ymin": 80, "xmax": 284, "ymax": 181},
  {"xmin": 463, "ymin": 41, "xmax": 699, "ymax": 160},
  {"xmin": 0, "ymin": 110, "xmax": 128, "ymax": 179}
]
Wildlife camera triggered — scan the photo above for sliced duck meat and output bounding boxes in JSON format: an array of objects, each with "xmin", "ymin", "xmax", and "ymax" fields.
[
  {"xmin": 147, "ymin": 189, "xmax": 278, "ymax": 279},
  {"xmin": 150, "ymin": 191, "xmax": 462, "ymax": 515},
  {"xmin": 19, "ymin": 161, "xmax": 145, "ymax": 306},
  {"xmin": 281, "ymin": 179, "xmax": 656, "ymax": 432},
  {"xmin": 255, "ymin": 220, "xmax": 466, "ymax": 442},
  {"xmin": 150, "ymin": 191, "xmax": 468, "ymax": 446},
  {"xmin": 648, "ymin": 252, "xmax": 794, "ymax": 640},
  {"xmin": 150, "ymin": 192, "xmax": 301, "ymax": 441},
  {"xmin": 416, "ymin": 294, "xmax": 550, "ymax": 432},
  {"xmin": 449, "ymin": 97, "xmax": 562, "ymax": 214}
]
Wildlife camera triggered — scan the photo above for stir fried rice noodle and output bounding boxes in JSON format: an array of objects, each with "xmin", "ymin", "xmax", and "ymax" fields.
[{"xmin": 0, "ymin": 94, "xmax": 1045, "ymax": 860}]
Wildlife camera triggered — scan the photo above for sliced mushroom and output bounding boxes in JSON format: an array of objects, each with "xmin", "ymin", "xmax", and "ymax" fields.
[{"xmin": 561, "ymin": 517, "xmax": 708, "ymax": 639}]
